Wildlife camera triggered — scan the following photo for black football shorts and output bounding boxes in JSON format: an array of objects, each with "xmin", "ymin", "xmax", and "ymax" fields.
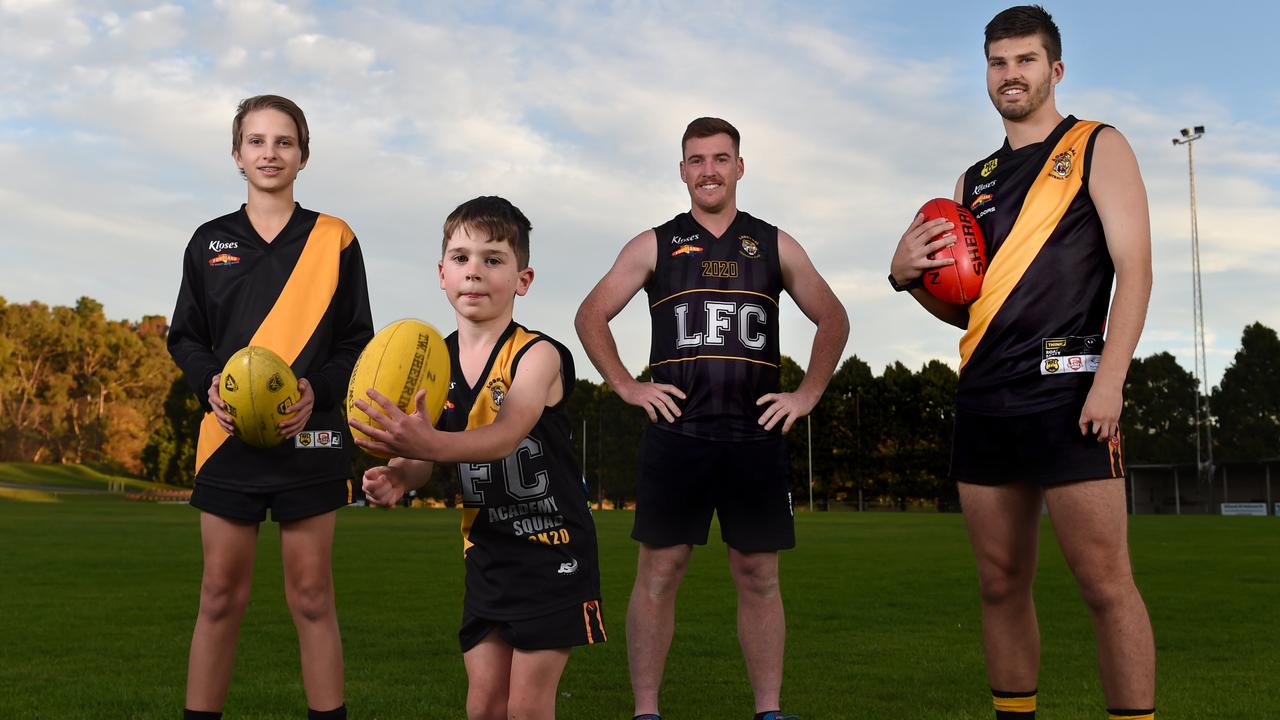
[
  {"xmin": 632, "ymin": 426, "xmax": 795, "ymax": 552},
  {"xmin": 190, "ymin": 477, "xmax": 354, "ymax": 523},
  {"xmin": 950, "ymin": 398, "xmax": 1125, "ymax": 486},
  {"xmin": 459, "ymin": 599, "xmax": 606, "ymax": 652}
]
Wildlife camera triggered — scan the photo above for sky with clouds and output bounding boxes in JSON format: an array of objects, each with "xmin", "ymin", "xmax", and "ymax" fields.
[{"xmin": 1, "ymin": 0, "xmax": 1276, "ymax": 389}]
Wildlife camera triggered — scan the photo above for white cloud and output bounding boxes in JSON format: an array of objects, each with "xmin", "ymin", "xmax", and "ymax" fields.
[
  {"xmin": 215, "ymin": 0, "xmax": 313, "ymax": 42},
  {"xmin": 285, "ymin": 34, "xmax": 376, "ymax": 78},
  {"xmin": 0, "ymin": 1, "xmax": 1275, "ymax": 391},
  {"xmin": 0, "ymin": 0, "xmax": 92, "ymax": 61},
  {"xmin": 105, "ymin": 4, "xmax": 186, "ymax": 52}
]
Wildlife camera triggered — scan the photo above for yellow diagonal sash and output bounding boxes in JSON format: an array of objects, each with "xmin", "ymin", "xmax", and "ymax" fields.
[
  {"xmin": 959, "ymin": 120, "xmax": 1103, "ymax": 370},
  {"xmin": 196, "ymin": 214, "xmax": 354, "ymax": 474}
]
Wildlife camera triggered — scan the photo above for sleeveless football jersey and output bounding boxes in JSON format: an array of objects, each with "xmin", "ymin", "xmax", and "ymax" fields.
[
  {"xmin": 645, "ymin": 211, "xmax": 783, "ymax": 441},
  {"xmin": 957, "ymin": 116, "xmax": 1113, "ymax": 415},
  {"xmin": 168, "ymin": 204, "xmax": 374, "ymax": 491},
  {"xmin": 441, "ymin": 323, "xmax": 602, "ymax": 621}
]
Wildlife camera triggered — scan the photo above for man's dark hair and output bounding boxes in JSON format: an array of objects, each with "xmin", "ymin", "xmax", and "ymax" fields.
[
  {"xmin": 442, "ymin": 196, "xmax": 533, "ymax": 269},
  {"xmin": 984, "ymin": 5, "xmax": 1062, "ymax": 63},
  {"xmin": 681, "ymin": 117, "xmax": 740, "ymax": 157}
]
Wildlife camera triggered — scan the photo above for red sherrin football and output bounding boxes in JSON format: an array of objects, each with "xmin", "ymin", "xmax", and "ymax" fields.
[{"xmin": 918, "ymin": 198, "xmax": 987, "ymax": 305}]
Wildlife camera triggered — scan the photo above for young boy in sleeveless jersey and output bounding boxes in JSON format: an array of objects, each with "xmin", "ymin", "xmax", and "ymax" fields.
[
  {"xmin": 168, "ymin": 95, "xmax": 374, "ymax": 720},
  {"xmin": 352, "ymin": 196, "xmax": 604, "ymax": 720}
]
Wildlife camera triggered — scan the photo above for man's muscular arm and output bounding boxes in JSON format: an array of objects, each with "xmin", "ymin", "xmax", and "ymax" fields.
[
  {"xmin": 575, "ymin": 230, "xmax": 687, "ymax": 423},
  {"xmin": 756, "ymin": 230, "xmax": 850, "ymax": 433},
  {"xmin": 1079, "ymin": 127, "xmax": 1152, "ymax": 441}
]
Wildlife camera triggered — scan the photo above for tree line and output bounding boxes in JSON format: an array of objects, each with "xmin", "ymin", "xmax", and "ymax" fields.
[{"xmin": 2, "ymin": 296, "xmax": 1276, "ymax": 505}]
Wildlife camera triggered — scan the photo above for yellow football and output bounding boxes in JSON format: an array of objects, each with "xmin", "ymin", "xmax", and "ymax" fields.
[
  {"xmin": 219, "ymin": 346, "xmax": 300, "ymax": 449},
  {"xmin": 346, "ymin": 319, "xmax": 451, "ymax": 458}
]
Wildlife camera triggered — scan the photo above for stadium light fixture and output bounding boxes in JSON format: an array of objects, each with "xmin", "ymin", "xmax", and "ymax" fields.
[{"xmin": 1172, "ymin": 125, "xmax": 1213, "ymax": 491}]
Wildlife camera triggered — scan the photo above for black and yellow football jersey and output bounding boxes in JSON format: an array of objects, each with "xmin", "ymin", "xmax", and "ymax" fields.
[
  {"xmin": 441, "ymin": 322, "xmax": 602, "ymax": 621},
  {"xmin": 645, "ymin": 211, "xmax": 783, "ymax": 441},
  {"xmin": 168, "ymin": 204, "xmax": 374, "ymax": 491},
  {"xmin": 958, "ymin": 116, "xmax": 1113, "ymax": 416}
]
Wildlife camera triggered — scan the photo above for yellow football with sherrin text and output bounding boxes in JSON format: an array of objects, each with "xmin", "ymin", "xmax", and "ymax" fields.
[{"xmin": 346, "ymin": 319, "xmax": 451, "ymax": 459}]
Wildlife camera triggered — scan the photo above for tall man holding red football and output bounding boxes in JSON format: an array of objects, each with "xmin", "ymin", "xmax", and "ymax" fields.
[{"xmin": 890, "ymin": 6, "xmax": 1156, "ymax": 720}]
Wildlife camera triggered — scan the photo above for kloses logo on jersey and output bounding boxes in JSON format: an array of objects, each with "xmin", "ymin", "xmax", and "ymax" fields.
[{"xmin": 208, "ymin": 240, "xmax": 239, "ymax": 252}]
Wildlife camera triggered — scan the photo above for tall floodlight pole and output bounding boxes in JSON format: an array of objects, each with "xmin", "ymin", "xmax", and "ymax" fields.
[{"xmin": 1172, "ymin": 125, "xmax": 1214, "ymax": 486}]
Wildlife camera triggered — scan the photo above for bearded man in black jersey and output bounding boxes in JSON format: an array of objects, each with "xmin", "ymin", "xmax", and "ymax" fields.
[
  {"xmin": 576, "ymin": 117, "xmax": 848, "ymax": 720},
  {"xmin": 889, "ymin": 7, "xmax": 1155, "ymax": 720}
]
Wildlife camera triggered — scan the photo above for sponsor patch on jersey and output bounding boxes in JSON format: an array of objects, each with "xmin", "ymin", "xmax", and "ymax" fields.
[
  {"xmin": 1041, "ymin": 334, "xmax": 1103, "ymax": 375},
  {"xmin": 557, "ymin": 558, "xmax": 579, "ymax": 575},
  {"xmin": 980, "ymin": 158, "xmax": 999, "ymax": 177},
  {"xmin": 1043, "ymin": 334, "xmax": 1103, "ymax": 358},
  {"xmin": 972, "ymin": 179, "xmax": 997, "ymax": 195},
  {"xmin": 975, "ymin": 206, "xmax": 996, "ymax": 220},
  {"xmin": 208, "ymin": 253, "xmax": 240, "ymax": 266},
  {"xmin": 738, "ymin": 235, "xmax": 760, "ymax": 259},
  {"xmin": 671, "ymin": 233, "xmax": 700, "ymax": 245},
  {"xmin": 671, "ymin": 244, "xmax": 704, "ymax": 257},
  {"xmin": 294, "ymin": 430, "xmax": 343, "ymax": 448},
  {"xmin": 1049, "ymin": 148, "xmax": 1076, "ymax": 179},
  {"xmin": 970, "ymin": 193, "xmax": 993, "ymax": 209},
  {"xmin": 208, "ymin": 240, "xmax": 239, "ymax": 252},
  {"xmin": 1040, "ymin": 354, "xmax": 1100, "ymax": 375}
]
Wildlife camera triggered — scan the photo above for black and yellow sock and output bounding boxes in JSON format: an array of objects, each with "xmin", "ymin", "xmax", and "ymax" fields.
[
  {"xmin": 308, "ymin": 704, "xmax": 347, "ymax": 720},
  {"xmin": 1107, "ymin": 708, "xmax": 1154, "ymax": 720},
  {"xmin": 183, "ymin": 711, "xmax": 222, "ymax": 720},
  {"xmin": 993, "ymin": 688, "xmax": 1036, "ymax": 719}
]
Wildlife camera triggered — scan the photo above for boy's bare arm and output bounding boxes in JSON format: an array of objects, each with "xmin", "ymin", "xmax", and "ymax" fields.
[
  {"xmin": 362, "ymin": 457, "xmax": 434, "ymax": 508},
  {"xmin": 352, "ymin": 341, "xmax": 562, "ymax": 463}
]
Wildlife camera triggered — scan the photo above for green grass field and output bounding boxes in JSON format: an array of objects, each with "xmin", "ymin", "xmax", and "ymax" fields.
[{"xmin": 0, "ymin": 494, "xmax": 1276, "ymax": 719}]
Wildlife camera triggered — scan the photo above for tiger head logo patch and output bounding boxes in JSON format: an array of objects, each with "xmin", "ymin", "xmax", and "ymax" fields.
[
  {"xmin": 486, "ymin": 377, "xmax": 507, "ymax": 410},
  {"xmin": 1049, "ymin": 149, "xmax": 1076, "ymax": 179},
  {"xmin": 738, "ymin": 235, "xmax": 760, "ymax": 259}
]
